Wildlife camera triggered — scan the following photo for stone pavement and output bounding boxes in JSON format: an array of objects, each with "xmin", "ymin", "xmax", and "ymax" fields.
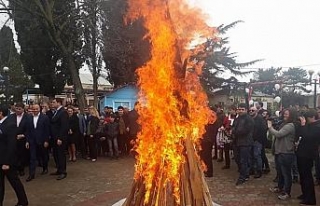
[{"xmin": 3, "ymin": 155, "xmax": 320, "ymax": 206}]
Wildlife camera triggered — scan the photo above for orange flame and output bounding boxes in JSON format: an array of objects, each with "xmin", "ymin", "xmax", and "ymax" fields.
[{"xmin": 126, "ymin": 0, "xmax": 217, "ymax": 204}]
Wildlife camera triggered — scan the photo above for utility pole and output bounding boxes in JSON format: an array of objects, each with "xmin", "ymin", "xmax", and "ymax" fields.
[{"xmin": 313, "ymin": 79, "xmax": 317, "ymax": 108}]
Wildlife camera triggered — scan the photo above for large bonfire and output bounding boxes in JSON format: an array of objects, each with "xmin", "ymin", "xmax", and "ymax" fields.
[{"xmin": 124, "ymin": 0, "xmax": 217, "ymax": 205}]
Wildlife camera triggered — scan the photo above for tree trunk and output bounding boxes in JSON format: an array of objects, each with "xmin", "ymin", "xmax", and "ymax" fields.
[
  {"xmin": 92, "ymin": 65, "xmax": 98, "ymax": 108},
  {"xmin": 68, "ymin": 57, "xmax": 86, "ymax": 111},
  {"xmin": 55, "ymin": 37, "xmax": 86, "ymax": 112},
  {"xmin": 91, "ymin": 1, "xmax": 98, "ymax": 108}
]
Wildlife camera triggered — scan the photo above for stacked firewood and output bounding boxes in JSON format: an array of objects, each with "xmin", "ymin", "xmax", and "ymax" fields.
[{"xmin": 123, "ymin": 136, "xmax": 213, "ymax": 206}]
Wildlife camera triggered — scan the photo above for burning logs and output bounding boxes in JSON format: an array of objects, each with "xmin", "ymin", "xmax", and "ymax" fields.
[
  {"xmin": 123, "ymin": 0, "xmax": 217, "ymax": 205},
  {"xmin": 123, "ymin": 136, "xmax": 213, "ymax": 206}
]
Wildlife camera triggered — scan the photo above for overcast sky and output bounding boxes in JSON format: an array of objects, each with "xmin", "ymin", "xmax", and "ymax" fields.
[
  {"xmin": 1, "ymin": 0, "xmax": 320, "ymax": 79},
  {"xmin": 196, "ymin": 0, "xmax": 320, "ymax": 79}
]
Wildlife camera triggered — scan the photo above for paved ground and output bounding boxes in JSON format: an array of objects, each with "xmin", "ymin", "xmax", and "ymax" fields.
[{"xmin": 4, "ymin": 155, "xmax": 320, "ymax": 206}]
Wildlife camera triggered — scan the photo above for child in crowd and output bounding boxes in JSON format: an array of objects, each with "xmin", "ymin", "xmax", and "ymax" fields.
[
  {"xmin": 106, "ymin": 114, "xmax": 119, "ymax": 158},
  {"xmin": 96, "ymin": 117, "xmax": 108, "ymax": 157}
]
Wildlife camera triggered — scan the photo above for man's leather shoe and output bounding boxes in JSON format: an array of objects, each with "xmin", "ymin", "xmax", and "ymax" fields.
[
  {"xmin": 41, "ymin": 169, "xmax": 48, "ymax": 175},
  {"xmin": 254, "ymin": 173, "xmax": 262, "ymax": 179},
  {"xmin": 50, "ymin": 171, "xmax": 60, "ymax": 176},
  {"xmin": 26, "ymin": 175, "xmax": 34, "ymax": 182},
  {"xmin": 299, "ymin": 200, "xmax": 316, "ymax": 205},
  {"xmin": 56, "ymin": 174, "xmax": 67, "ymax": 180},
  {"xmin": 297, "ymin": 194, "xmax": 304, "ymax": 200}
]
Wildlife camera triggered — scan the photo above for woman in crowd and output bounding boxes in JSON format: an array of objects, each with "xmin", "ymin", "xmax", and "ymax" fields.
[
  {"xmin": 199, "ymin": 109, "xmax": 216, "ymax": 177},
  {"xmin": 67, "ymin": 107, "xmax": 79, "ymax": 162},
  {"xmin": 106, "ymin": 114, "xmax": 120, "ymax": 159},
  {"xmin": 221, "ymin": 105, "xmax": 237, "ymax": 169},
  {"xmin": 296, "ymin": 109, "xmax": 320, "ymax": 205},
  {"xmin": 87, "ymin": 107, "xmax": 100, "ymax": 162},
  {"xmin": 268, "ymin": 108, "xmax": 297, "ymax": 200}
]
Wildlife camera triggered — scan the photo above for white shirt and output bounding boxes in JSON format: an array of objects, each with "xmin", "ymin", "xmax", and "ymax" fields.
[
  {"xmin": 53, "ymin": 106, "xmax": 63, "ymax": 118},
  {"xmin": 0, "ymin": 116, "xmax": 7, "ymax": 124},
  {"xmin": 33, "ymin": 114, "xmax": 40, "ymax": 129},
  {"xmin": 17, "ymin": 113, "xmax": 24, "ymax": 127}
]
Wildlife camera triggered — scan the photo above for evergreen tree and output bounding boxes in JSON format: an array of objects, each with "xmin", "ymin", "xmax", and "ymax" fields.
[
  {"xmin": 0, "ymin": 25, "xmax": 30, "ymax": 103},
  {"xmin": 253, "ymin": 67, "xmax": 281, "ymax": 95},
  {"xmin": 9, "ymin": 0, "xmax": 86, "ymax": 109},
  {"xmin": 81, "ymin": 0, "xmax": 105, "ymax": 106},
  {"xmin": 11, "ymin": 1, "xmax": 67, "ymax": 97},
  {"xmin": 282, "ymin": 67, "xmax": 309, "ymax": 92},
  {"xmin": 101, "ymin": 0, "xmax": 150, "ymax": 87},
  {"xmin": 199, "ymin": 21, "xmax": 261, "ymax": 94}
]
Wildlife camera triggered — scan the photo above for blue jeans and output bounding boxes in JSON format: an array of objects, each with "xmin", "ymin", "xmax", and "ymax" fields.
[
  {"xmin": 253, "ymin": 141, "xmax": 262, "ymax": 172},
  {"xmin": 278, "ymin": 153, "xmax": 295, "ymax": 194},
  {"xmin": 107, "ymin": 137, "xmax": 119, "ymax": 157},
  {"xmin": 239, "ymin": 146, "xmax": 251, "ymax": 180}
]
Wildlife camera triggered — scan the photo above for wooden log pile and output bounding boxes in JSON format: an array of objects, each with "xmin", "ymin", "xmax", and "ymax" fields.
[{"xmin": 123, "ymin": 136, "xmax": 213, "ymax": 206}]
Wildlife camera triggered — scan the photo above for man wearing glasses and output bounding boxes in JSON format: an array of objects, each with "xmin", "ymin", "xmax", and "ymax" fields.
[{"xmin": 232, "ymin": 103, "xmax": 254, "ymax": 186}]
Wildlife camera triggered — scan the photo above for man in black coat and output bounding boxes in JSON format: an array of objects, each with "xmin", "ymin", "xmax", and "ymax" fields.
[
  {"xmin": 296, "ymin": 109, "xmax": 320, "ymax": 205},
  {"xmin": 200, "ymin": 115, "xmax": 216, "ymax": 178},
  {"xmin": 232, "ymin": 103, "xmax": 254, "ymax": 186},
  {"xmin": 249, "ymin": 106, "xmax": 267, "ymax": 178},
  {"xmin": 73, "ymin": 106, "xmax": 87, "ymax": 159},
  {"xmin": 50, "ymin": 98, "xmax": 69, "ymax": 180},
  {"xmin": 0, "ymin": 106, "xmax": 28, "ymax": 206},
  {"xmin": 126, "ymin": 102, "xmax": 141, "ymax": 154},
  {"xmin": 25, "ymin": 104, "xmax": 51, "ymax": 182},
  {"xmin": 11, "ymin": 102, "xmax": 30, "ymax": 176}
]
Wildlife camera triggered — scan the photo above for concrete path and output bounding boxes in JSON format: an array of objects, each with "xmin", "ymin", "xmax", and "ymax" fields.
[{"xmin": 3, "ymin": 155, "xmax": 320, "ymax": 206}]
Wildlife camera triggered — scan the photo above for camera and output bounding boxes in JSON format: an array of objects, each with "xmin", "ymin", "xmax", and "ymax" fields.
[{"xmin": 267, "ymin": 116, "xmax": 283, "ymax": 130}]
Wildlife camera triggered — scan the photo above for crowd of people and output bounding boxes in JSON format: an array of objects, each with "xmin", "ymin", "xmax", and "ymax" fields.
[
  {"xmin": 0, "ymin": 99, "xmax": 141, "ymax": 206},
  {"xmin": 2, "ymin": 97, "xmax": 320, "ymax": 206},
  {"xmin": 200, "ymin": 102, "xmax": 320, "ymax": 205}
]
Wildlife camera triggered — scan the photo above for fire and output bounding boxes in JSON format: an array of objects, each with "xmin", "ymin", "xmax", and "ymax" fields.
[{"xmin": 126, "ymin": 0, "xmax": 217, "ymax": 204}]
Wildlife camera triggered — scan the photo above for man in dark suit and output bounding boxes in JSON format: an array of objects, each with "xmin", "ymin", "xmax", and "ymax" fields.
[
  {"xmin": 73, "ymin": 106, "xmax": 87, "ymax": 159},
  {"xmin": 25, "ymin": 104, "xmax": 50, "ymax": 182},
  {"xmin": 11, "ymin": 102, "xmax": 30, "ymax": 176},
  {"xmin": 50, "ymin": 98, "xmax": 69, "ymax": 180},
  {"xmin": 126, "ymin": 102, "xmax": 141, "ymax": 155},
  {"xmin": 0, "ymin": 106, "xmax": 28, "ymax": 206}
]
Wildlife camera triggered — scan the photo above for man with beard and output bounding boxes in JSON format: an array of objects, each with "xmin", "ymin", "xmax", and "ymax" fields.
[
  {"xmin": 116, "ymin": 106, "xmax": 129, "ymax": 156},
  {"xmin": 233, "ymin": 103, "xmax": 254, "ymax": 185},
  {"xmin": 249, "ymin": 106, "xmax": 268, "ymax": 178},
  {"xmin": 11, "ymin": 102, "xmax": 30, "ymax": 177}
]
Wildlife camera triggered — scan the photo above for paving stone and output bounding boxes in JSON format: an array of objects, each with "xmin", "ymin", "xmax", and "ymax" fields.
[{"xmin": 3, "ymin": 155, "xmax": 320, "ymax": 205}]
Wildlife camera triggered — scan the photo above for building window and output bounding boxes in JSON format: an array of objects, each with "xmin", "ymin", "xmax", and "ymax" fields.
[{"xmin": 114, "ymin": 102, "xmax": 130, "ymax": 110}]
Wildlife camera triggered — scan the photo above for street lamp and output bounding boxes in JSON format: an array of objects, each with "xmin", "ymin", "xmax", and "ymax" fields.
[
  {"xmin": 308, "ymin": 70, "xmax": 320, "ymax": 108},
  {"xmin": 26, "ymin": 75, "xmax": 31, "ymax": 104},
  {"xmin": 274, "ymin": 96, "xmax": 281, "ymax": 103},
  {"xmin": 244, "ymin": 86, "xmax": 250, "ymax": 108},
  {"xmin": 2, "ymin": 67, "xmax": 9, "ymax": 105},
  {"xmin": 274, "ymin": 83, "xmax": 281, "ymax": 91},
  {"xmin": 274, "ymin": 83, "xmax": 282, "ymax": 110}
]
